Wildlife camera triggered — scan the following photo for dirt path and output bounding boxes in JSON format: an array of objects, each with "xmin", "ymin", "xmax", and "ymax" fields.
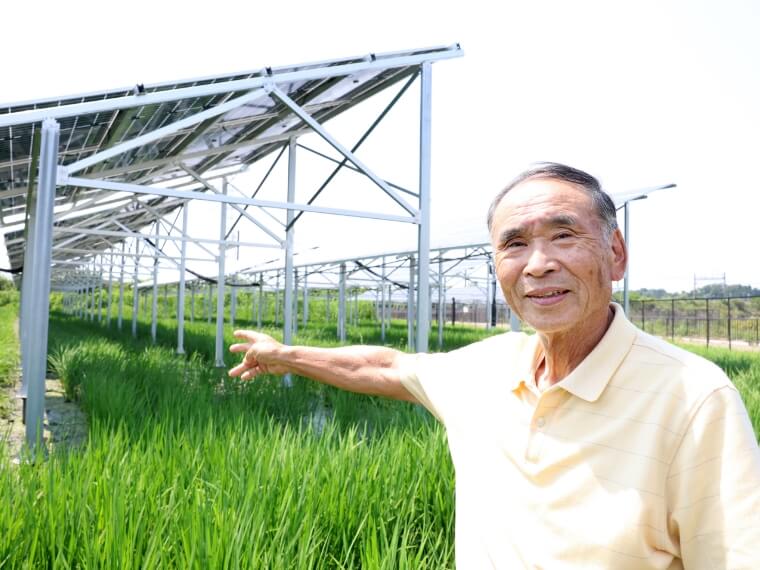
[{"xmin": 1, "ymin": 320, "xmax": 88, "ymax": 463}]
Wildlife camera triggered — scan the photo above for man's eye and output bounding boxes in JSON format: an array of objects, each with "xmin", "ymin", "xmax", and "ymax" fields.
[
  {"xmin": 505, "ymin": 241, "xmax": 526, "ymax": 249},
  {"xmin": 554, "ymin": 232, "xmax": 573, "ymax": 240}
]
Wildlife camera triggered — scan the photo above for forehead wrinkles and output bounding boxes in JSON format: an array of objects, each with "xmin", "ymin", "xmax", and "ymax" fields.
[{"xmin": 491, "ymin": 186, "xmax": 598, "ymax": 239}]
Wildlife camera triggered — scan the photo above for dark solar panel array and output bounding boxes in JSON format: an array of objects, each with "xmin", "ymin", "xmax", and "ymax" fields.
[{"xmin": 0, "ymin": 45, "xmax": 461, "ymax": 277}]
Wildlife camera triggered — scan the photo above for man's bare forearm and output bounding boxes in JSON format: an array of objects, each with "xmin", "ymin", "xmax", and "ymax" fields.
[
  {"xmin": 228, "ymin": 330, "xmax": 417, "ymax": 402},
  {"xmin": 274, "ymin": 345, "xmax": 416, "ymax": 401}
]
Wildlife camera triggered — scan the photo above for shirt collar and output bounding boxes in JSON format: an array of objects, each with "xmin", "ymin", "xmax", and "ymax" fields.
[
  {"xmin": 509, "ymin": 304, "xmax": 637, "ymax": 402},
  {"xmin": 508, "ymin": 333, "xmax": 542, "ymax": 393},
  {"xmin": 557, "ymin": 303, "xmax": 637, "ymax": 402}
]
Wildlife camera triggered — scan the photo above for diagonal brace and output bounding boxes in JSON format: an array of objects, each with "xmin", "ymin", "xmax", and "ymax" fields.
[
  {"xmin": 181, "ymin": 164, "xmax": 284, "ymax": 247},
  {"xmin": 267, "ymin": 85, "xmax": 418, "ymax": 217},
  {"xmin": 66, "ymin": 87, "xmax": 268, "ymax": 176}
]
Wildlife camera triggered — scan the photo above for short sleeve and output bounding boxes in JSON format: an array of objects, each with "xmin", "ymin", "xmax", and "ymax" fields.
[
  {"xmin": 398, "ymin": 351, "xmax": 454, "ymax": 422},
  {"xmin": 666, "ymin": 386, "xmax": 760, "ymax": 569}
]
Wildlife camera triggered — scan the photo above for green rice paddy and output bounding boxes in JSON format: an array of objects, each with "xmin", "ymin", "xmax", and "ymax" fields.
[{"xmin": 0, "ymin": 301, "xmax": 758, "ymax": 568}]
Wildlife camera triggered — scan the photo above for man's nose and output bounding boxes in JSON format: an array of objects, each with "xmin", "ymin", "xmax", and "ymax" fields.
[{"xmin": 523, "ymin": 243, "xmax": 558, "ymax": 277}]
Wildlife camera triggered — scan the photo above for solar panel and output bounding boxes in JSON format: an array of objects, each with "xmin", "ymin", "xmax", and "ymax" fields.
[{"xmin": 0, "ymin": 44, "xmax": 463, "ymax": 275}]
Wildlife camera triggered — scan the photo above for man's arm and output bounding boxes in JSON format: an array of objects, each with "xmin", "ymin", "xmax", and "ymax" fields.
[
  {"xmin": 667, "ymin": 386, "xmax": 760, "ymax": 568},
  {"xmin": 228, "ymin": 329, "xmax": 418, "ymax": 402}
]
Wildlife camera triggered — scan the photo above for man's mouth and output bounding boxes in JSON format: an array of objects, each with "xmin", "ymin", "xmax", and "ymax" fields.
[
  {"xmin": 525, "ymin": 289, "xmax": 570, "ymax": 305},
  {"xmin": 526, "ymin": 289, "xmax": 569, "ymax": 298}
]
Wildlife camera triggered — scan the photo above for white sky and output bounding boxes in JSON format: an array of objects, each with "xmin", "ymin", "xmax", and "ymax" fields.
[{"xmin": 3, "ymin": 0, "xmax": 759, "ymax": 292}]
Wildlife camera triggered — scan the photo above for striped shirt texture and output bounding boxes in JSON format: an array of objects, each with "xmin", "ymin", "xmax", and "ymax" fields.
[{"xmin": 400, "ymin": 304, "xmax": 760, "ymax": 569}]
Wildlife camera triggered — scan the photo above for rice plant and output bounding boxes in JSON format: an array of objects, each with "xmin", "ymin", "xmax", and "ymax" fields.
[{"xmin": 1, "ymin": 304, "xmax": 758, "ymax": 568}]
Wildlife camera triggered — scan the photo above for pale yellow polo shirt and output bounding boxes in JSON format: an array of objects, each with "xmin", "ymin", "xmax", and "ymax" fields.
[{"xmin": 400, "ymin": 304, "xmax": 760, "ymax": 569}]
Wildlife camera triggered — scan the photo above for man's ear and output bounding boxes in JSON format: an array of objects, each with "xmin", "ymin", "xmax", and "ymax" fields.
[{"xmin": 610, "ymin": 228, "xmax": 628, "ymax": 282}]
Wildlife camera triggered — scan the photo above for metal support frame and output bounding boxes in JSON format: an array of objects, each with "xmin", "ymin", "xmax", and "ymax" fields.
[
  {"xmin": 230, "ymin": 275, "xmax": 237, "ymax": 326},
  {"xmin": 338, "ymin": 263, "xmax": 347, "ymax": 342},
  {"xmin": 438, "ymin": 257, "xmax": 444, "ymax": 349},
  {"xmin": 214, "ymin": 179, "xmax": 228, "ymax": 367},
  {"xmin": 9, "ymin": 52, "xmax": 463, "ymax": 405},
  {"xmin": 415, "ymin": 62, "xmax": 433, "ymax": 353},
  {"xmin": 293, "ymin": 269, "xmax": 299, "ymax": 336},
  {"xmin": 131, "ymin": 250, "xmax": 140, "ymax": 337},
  {"xmin": 380, "ymin": 256, "xmax": 387, "ymax": 342},
  {"xmin": 150, "ymin": 236, "xmax": 159, "ymax": 344},
  {"xmin": 302, "ymin": 270, "xmax": 309, "ymax": 327},
  {"xmin": 190, "ymin": 281, "xmax": 196, "ymax": 323},
  {"xmin": 269, "ymin": 86, "xmax": 418, "ymax": 217},
  {"xmin": 106, "ymin": 252, "xmax": 114, "ymax": 327},
  {"xmin": 282, "ymin": 138, "xmax": 297, "ymax": 387},
  {"xmin": 257, "ymin": 272, "xmax": 263, "ymax": 327},
  {"xmin": 96, "ymin": 256, "xmax": 104, "ymax": 323},
  {"xmin": 176, "ymin": 203, "xmax": 188, "ymax": 355},
  {"xmin": 21, "ymin": 118, "xmax": 59, "ymax": 450},
  {"xmin": 206, "ymin": 282, "xmax": 212, "ymax": 324},
  {"xmin": 407, "ymin": 255, "xmax": 416, "ymax": 351}
]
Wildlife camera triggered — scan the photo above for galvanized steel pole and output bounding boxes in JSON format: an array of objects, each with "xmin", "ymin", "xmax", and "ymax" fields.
[
  {"xmin": 214, "ymin": 179, "xmax": 228, "ymax": 367},
  {"xmin": 117, "ymin": 242, "xmax": 126, "ymax": 330},
  {"xmin": 132, "ymin": 252, "xmax": 139, "ymax": 338},
  {"xmin": 338, "ymin": 263, "xmax": 346, "ymax": 342},
  {"xmin": 177, "ymin": 203, "xmax": 188, "ymax": 355},
  {"xmin": 438, "ymin": 257, "xmax": 444, "ymax": 349},
  {"xmin": 415, "ymin": 61, "xmax": 432, "ymax": 353},
  {"xmin": 408, "ymin": 255, "xmax": 416, "ymax": 352},
  {"xmin": 151, "ymin": 244, "xmax": 159, "ymax": 344},
  {"xmin": 22, "ymin": 118, "xmax": 59, "ymax": 450}
]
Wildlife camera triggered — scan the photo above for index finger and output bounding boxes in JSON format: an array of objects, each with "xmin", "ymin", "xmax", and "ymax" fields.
[{"xmin": 233, "ymin": 329, "xmax": 259, "ymax": 341}]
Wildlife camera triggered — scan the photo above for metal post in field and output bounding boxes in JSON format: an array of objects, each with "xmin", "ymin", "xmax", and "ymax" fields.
[
  {"xmin": 132, "ymin": 252, "xmax": 140, "ymax": 338},
  {"xmin": 727, "ymin": 297, "xmax": 732, "ymax": 350},
  {"xmin": 415, "ymin": 61, "xmax": 432, "ymax": 354},
  {"xmin": 437, "ymin": 257, "xmax": 444, "ymax": 350},
  {"xmin": 177, "ymin": 203, "xmax": 188, "ymax": 355},
  {"xmin": 22, "ymin": 118, "xmax": 59, "ymax": 451},
  {"xmin": 408, "ymin": 255, "xmax": 416, "ymax": 351},
  {"xmin": 230, "ymin": 275, "xmax": 237, "ymax": 326},
  {"xmin": 116, "ymin": 240, "xmax": 127, "ymax": 331},
  {"xmin": 706, "ymin": 298, "xmax": 710, "ymax": 348},
  {"xmin": 190, "ymin": 282, "xmax": 195, "ymax": 323},
  {"xmin": 214, "ymin": 179, "xmax": 228, "ymax": 367},
  {"xmin": 302, "ymin": 270, "xmax": 309, "ymax": 327},
  {"xmin": 106, "ymin": 252, "xmax": 114, "ymax": 327},
  {"xmin": 257, "ymin": 272, "xmax": 263, "ymax": 328},
  {"xmin": 282, "ymin": 138, "xmax": 297, "ymax": 386},
  {"xmin": 338, "ymin": 263, "xmax": 347, "ymax": 342},
  {"xmin": 380, "ymin": 255, "xmax": 387, "ymax": 342},
  {"xmin": 151, "ymin": 244, "xmax": 159, "ymax": 344}
]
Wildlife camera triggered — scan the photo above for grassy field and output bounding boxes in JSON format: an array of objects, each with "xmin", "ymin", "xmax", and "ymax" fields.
[
  {"xmin": 0, "ymin": 293, "xmax": 19, "ymax": 420},
  {"xmin": 0, "ymin": 305, "xmax": 758, "ymax": 568}
]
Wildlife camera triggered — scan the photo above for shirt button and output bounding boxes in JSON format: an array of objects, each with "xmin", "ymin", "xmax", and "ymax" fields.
[{"xmin": 536, "ymin": 417, "xmax": 546, "ymax": 428}]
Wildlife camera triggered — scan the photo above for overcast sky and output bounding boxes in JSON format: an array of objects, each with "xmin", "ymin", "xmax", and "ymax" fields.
[{"xmin": 3, "ymin": 0, "xmax": 759, "ymax": 292}]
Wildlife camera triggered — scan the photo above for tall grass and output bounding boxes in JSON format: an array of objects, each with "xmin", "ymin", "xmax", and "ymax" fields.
[
  {"xmin": 0, "ymin": 299, "xmax": 18, "ymax": 420},
  {"xmin": 1, "ymin": 314, "xmax": 455, "ymax": 568},
  {"xmin": 1, "ymin": 306, "xmax": 758, "ymax": 568}
]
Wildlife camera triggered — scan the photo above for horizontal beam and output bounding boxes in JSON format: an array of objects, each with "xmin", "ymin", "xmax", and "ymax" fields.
[
  {"xmin": 0, "ymin": 46, "xmax": 463, "ymax": 128},
  {"xmin": 88, "ymin": 128, "xmax": 311, "ymax": 181},
  {"xmin": 52, "ymin": 226, "xmax": 282, "ymax": 249},
  {"xmin": 65, "ymin": 87, "xmax": 269, "ymax": 175},
  {"xmin": 59, "ymin": 175, "xmax": 419, "ymax": 225}
]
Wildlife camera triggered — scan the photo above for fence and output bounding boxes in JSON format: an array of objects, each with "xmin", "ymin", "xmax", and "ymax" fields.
[
  {"xmin": 628, "ymin": 296, "xmax": 760, "ymax": 349},
  {"xmin": 389, "ymin": 295, "xmax": 760, "ymax": 349}
]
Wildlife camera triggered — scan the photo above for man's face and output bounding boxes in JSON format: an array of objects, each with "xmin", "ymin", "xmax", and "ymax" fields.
[{"xmin": 489, "ymin": 177, "xmax": 627, "ymax": 336}]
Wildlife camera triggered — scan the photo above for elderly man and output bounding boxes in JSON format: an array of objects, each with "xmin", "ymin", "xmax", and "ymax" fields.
[{"xmin": 229, "ymin": 163, "xmax": 760, "ymax": 569}]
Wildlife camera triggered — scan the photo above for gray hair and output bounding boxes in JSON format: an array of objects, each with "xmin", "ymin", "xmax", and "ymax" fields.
[{"xmin": 486, "ymin": 162, "xmax": 618, "ymax": 239}]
